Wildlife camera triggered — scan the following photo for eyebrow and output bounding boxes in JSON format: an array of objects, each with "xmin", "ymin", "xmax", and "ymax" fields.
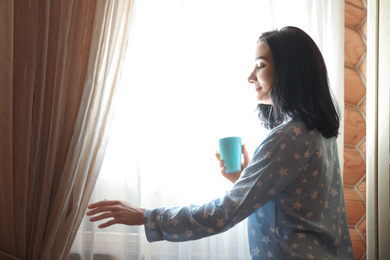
[{"xmin": 255, "ymin": 56, "xmax": 269, "ymax": 61}]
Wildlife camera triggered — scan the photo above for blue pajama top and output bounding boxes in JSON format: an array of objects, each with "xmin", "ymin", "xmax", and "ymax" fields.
[{"xmin": 143, "ymin": 118, "xmax": 355, "ymax": 259}]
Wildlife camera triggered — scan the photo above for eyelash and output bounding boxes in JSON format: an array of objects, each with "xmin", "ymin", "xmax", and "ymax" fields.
[{"xmin": 256, "ymin": 65, "xmax": 265, "ymax": 70}]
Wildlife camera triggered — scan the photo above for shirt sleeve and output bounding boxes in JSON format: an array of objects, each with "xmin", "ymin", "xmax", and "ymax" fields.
[{"xmin": 144, "ymin": 126, "xmax": 305, "ymax": 242}]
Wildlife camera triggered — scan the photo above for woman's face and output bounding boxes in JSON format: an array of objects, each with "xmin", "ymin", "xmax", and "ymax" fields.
[{"xmin": 247, "ymin": 40, "xmax": 274, "ymax": 104}]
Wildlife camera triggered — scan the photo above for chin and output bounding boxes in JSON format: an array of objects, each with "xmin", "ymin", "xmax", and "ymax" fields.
[
  {"xmin": 256, "ymin": 95, "xmax": 272, "ymax": 105},
  {"xmin": 257, "ymin": 100, "xmax": 272, "ymax": 105}
]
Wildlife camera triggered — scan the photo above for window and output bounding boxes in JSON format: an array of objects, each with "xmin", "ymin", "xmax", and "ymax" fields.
[{"xmin": 70, "ymin": 1, "xmax": 344, "ymax": 259}]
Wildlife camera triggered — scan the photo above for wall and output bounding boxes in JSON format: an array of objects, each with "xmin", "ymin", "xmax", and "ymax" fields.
[{"xmin": 343, "ymin": 0, "xmax": 367, "ymax": 259}]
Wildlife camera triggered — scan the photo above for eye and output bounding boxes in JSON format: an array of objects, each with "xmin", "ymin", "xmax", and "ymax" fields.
[{"xmin": 255, "ymin": 60, "xmax": 266, "ymax": 70}]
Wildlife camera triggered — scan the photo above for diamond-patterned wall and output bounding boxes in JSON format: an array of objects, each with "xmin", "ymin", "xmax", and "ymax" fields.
[{"xmin": 344, "ymin": 0, "xmax": 367, "ymax": 259}]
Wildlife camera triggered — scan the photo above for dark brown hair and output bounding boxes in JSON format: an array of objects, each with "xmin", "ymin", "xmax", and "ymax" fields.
[{"xmin": 257, "ymin": 26, "xmax": 340, "ymax": 138}]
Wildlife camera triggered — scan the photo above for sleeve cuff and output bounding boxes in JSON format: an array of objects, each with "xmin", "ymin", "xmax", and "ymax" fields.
[{"xmin": 143, "ymin": 208, "xmax": 164, "ymax": 242}]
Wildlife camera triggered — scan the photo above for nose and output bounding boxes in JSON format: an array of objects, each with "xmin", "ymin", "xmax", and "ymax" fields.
[{"xmin": 248, "ymin": 69, "xmax": 257, "ymax": 84}]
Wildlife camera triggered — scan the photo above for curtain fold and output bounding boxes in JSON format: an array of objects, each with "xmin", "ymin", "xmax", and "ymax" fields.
[
  {"xmin": 0, "ymin": 0, "xmax": 15, "ymax": 258},
  {"xmin": 0, "ymin": 1, "xmax": 134, "ymax": 259}
]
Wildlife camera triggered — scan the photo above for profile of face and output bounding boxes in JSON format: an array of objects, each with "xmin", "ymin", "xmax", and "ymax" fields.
[{"xmin": 247, "ymin": 41, "xmax": 274, "ymax": 104}]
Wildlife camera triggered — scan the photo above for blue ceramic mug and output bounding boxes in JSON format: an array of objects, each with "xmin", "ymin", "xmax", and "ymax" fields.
[{"xmin": 218, "ymin": 137, "xmax": 242, "ymax": 174}]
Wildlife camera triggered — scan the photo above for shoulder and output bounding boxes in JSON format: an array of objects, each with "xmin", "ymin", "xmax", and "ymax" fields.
[
  {"xmin": 263, "ymin": 119, "xmax": 311, "ymax": 144},
  {"xmin": 251, "ymin": 120, "xmax": 305, "ymax": 160},
  {"xmin": 255, "ymin": 119, "xmax": 321, "ymax": 157},
  {"xmin": 273, "ymin": 118, "xmax": 310, "ymax": 136}
]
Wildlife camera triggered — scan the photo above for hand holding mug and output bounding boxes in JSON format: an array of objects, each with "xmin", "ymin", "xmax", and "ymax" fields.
[{"xmin": 216, "ymin": 137, "xmax": 250, "ymax": 184}]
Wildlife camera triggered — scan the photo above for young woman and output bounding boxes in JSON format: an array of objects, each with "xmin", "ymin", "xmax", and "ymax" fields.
[{"xmin": 87, "ymin": 26, "xmax": 354, "ymax": 259}]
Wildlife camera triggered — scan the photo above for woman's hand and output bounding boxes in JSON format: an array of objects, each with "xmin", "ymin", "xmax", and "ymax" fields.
[
  {"xmin": 215, "ymin": 144, "xmax": 250, "ymax": 184},
  {"xmin": 86, "ymin": 200, "xmax": 145, "ymax": 228}
]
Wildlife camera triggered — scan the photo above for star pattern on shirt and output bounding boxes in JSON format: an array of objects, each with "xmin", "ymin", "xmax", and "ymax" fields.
[
  {"xmin": 268, "ymin": 189, "xmax": 276, "ymax": 196},
  {"xmin": 253, "ymin": 202, "xmax": 263, "ymax": 210},
  {"xmin": 293, "ymin": 127, "xmax": 302, "ymax": 136},
  {"xmin": 146, "ymin": 220, "xmax": 155, "ymax": 229},
  {"xmin": 216, "ymin": 218, "xmax": 225, "ymax": 228},
  {"xmin": 278, "ymin": 167, "xmax": 288, "ymax": 176},
  {"xmin": 264, "ymin": 151, "xmax": 273, "ymax": 159},
  {"xmin": 262, "ymin": 235, "xmax": 271, "ymax": 244},
  {"xmin": 252, "ymin": 247, "xmax": 261, "ymax": 256},
  {"xmin": 203, "ymin": 210, "xmax": 210, "ymax": 219},
  {"xmin": 324, "ymin": 200, "xmax": 329, "ymax": 208},
  {"xmin": 330, "ymin": 188, "xmax": 339, "ymax": 197},
  {"xmin": 316, "ymin": 148, "xmax": 323, "ymax": 158},
  {"xmin": 293, "ymin": 201, "xmax": 303, "ymax": 210},
  {"xmin": 332, "ymin": 224, "xmax": 337, "ymax": 231},
  {"xmin": 311, "ymin": 190, "xmax": 318, "ymax": 200},
  {"xmin": 144, "ymin": 120, "xmax": 354, "ymax": 259},
  {"xmin": 170, "ymin": 216, "xmax": 180, "ymax": 226},
  {"xmin": 256, "ymin": 180, "xmax": 263, "ymax": 187},
  {"xmin": 185, "ymin": 230, "xmax": 193, "ymax": 237}
]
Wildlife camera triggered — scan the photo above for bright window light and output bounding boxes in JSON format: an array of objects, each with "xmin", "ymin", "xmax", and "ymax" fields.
[{"xmin": 71, "ymin": 1, "xmax": 344, "ymax": 258}]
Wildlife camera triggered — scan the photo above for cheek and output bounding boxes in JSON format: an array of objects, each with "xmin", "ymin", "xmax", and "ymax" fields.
[
  {"xmin": 258, "ymin": 67, "xmax": 273, "ymax": 81},
  {"xmin": 265, "ymin": 69, "xmax": 273, "ymax": 84},
  {"xmin": 259, "ymin": 71, "xmax": 273, "ymax": 89}
]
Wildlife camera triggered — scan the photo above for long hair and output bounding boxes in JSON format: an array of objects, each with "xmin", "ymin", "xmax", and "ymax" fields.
[{"xmin": 257, "ymin": 26, "xmax": 340, "ymax": 138}]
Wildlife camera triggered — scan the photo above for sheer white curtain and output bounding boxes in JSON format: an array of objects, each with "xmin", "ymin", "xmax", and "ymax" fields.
[{"xmin": 69, "ymin": 0, "xmax": 344, "ymax": 259}]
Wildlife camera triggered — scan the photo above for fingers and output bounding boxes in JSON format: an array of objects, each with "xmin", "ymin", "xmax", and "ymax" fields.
[
  {"xmin": 87, "ymin": 209, "xmax": 118, "ymax": 229},
  {"xmin": 220, "ymin": 166, "xmax": 226, "ymax": 176},
  {"xmin": 242, "ymin": 144, "xmax": 250, "ymax": 168},
  {"xmin": 86, "ymin": 200, "xmax": 145, "ymax": 228},
  {"xmin": 215, "ymin": 151, "xmax": 224, "ymax": 168},
  {"xmin": 215, "ymin": 151, "xmax": 220, "ymax": 160},
  {"xmin": 86, "ymin": 200, "xmax": 122, "ymax": 228},
  {"xmin": 86, "ymin": 205, "xmax": 119, "ymax": 218},
  {"xmin": 89, "ymin": 212, "xmax": 123, "ymax": 229},
  {"xmin": 88, "ymin": 212, "xmax": 114, "ymax": 222},
  {"xmin": 87, "ymin": 200, "xmax": 125, "ymax": 216},
  {"xmin": 98, "ymin": 219, "xmax": 117, "ymax": 229},
  {"xmin": 88, "ymin": 200, "xmax": 120, "ymax": 209}
]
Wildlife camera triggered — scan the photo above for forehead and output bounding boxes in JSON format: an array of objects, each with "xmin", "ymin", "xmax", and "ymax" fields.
[{"xmin": 255, "ymin": 40, "xmax": 271, "ymax": 60}]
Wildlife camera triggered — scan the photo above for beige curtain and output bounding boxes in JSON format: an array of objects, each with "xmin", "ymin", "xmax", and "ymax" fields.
[{"xmin": 0, "ymin": 0, "xmax": 134, "ymax": 259}]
